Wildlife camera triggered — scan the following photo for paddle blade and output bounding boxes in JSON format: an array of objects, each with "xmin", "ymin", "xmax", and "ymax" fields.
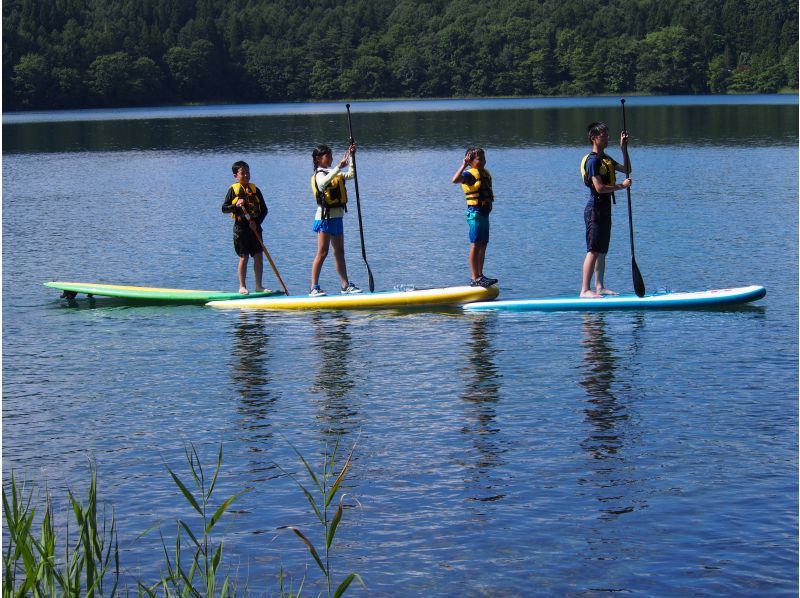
[
  {"xmin": 632, "ymin": 258, "xmax": 646, "ymax": 297},
  {"xmin": 367, "ymin": 268, "xmax": 375, "ymax": 293}
]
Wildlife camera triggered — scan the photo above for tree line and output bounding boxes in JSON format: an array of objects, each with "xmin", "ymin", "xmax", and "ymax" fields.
[{"xmin": 3, "ymin": 0, "xmax": 797, "ymax": 111}]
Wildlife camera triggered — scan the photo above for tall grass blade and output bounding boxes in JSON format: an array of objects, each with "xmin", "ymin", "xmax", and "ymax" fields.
[
  {"xmin": 284, "ymin": 526, "xmax": 326, "ymax": 575},
  {"xmin": 205, "ymin": 489, "xmax": 249, "ymax": 534},
  {"xmin": 167, "ymin": 468, "xmax": 203, "ymax": 516},
  {"xmin": 207, "ymin": 444, "xmax": 224, "ymax": 501},
  {"xmin": 286, "ymin": 443, "xmax": 322, "ymax": 493},
  {"xmin": 325, "ymin": 451, "xmax": 353, "ymax": 508},
  {"xmin": 178, "ymin": 520, "xmax": 201, "ymax": 549},
  {"xmin": 333, "ymin": 573, "xmax": 364, "ymax": 598},
  {"xmin": 186, "ymin": 445, "xmax": 204, "ymax": 489},
  {"xmin": 326, "ymin": 498, "xmax": 344, "ymax": 551}
]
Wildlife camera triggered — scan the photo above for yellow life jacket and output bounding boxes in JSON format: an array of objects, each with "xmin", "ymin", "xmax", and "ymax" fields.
[
  {"xmin": 229, "ymin": 182, "xmax": 262, "ymax": 221},
  {"xmin": 311, "ymin": 169, "xmax": 348, "ymax": 218},
  {"xmin": 580, "ymin": 152, "xmax": 617, "ymax": 188},
  {"xmin": 461, "ymin": 167, "xmax": 494, "ymax": 207}
]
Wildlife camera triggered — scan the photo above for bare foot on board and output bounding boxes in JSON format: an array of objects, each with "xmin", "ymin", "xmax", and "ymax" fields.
[{"xmin": 596, "ymin": 287, "xmax": 618, "ymax": 296}]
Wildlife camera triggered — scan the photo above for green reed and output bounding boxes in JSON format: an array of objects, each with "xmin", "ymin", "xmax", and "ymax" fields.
[
  {"xmin": 2, "ymin": 466, "xmax": 119, "ymax": 597},
  {"xmin": 3, "ymin": 439, "xmax": 362, "ymax": 597},
  {"xmin": 278, "ymin": 437, "xmax": 364, "ymax": 598},
  {"xmin": 138, "ymin": 443, "xmax": 249, "ymax": 597}
]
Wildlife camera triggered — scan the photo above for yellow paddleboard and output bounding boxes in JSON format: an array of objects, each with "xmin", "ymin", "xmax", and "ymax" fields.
[{"xmin": 206, "ymin": 285, "xmax": 499, "ymax": 310}]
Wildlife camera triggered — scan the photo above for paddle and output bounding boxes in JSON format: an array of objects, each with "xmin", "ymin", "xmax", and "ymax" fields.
[
  {"xmin": 247, "ymin": 217, "xmax": 289, "ymax": 296},
  {"xmin": 345, "ymin": 103, "xmax": 375, "ymax": 293},
  {"xmin": 620, "ymin": 98, "xmax": 646, "ymax": 298}
]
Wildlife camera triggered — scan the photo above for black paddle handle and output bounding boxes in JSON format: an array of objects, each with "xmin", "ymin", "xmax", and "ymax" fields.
[
  {"xmin": 621, "ymin": 99, "xmax": 635, "ymax": 254},
  {"xmin": 345, "ymin": 104, "xmax": 375, "ymax": 292},
  {"xmin": 621, "ymin": 98, "xmax": 646, "ymax": 297}
]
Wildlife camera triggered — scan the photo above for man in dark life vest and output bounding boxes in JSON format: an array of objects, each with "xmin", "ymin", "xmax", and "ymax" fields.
[{"xmin": 580, "ymin": 122, "xmax": 631, "ymax": 298}]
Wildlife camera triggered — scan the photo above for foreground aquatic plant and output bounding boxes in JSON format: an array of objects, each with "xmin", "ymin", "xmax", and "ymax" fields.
[
  {"xmin": 279, "ymin": 437, "xmax": 364, "ymax": 598},
  {"xmin": 3, "ymin": 440, "xmax": 362, "ymax": 596},
  {"xmin": 2, "ymin": 466, "xmax": 119, "ymax": 597},
  {"xmin": 138, "ymin": 443, "xmax": 249, "ymax": 597}
]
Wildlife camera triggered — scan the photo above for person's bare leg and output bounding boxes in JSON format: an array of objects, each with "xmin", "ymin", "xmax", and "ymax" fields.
[
  {"xmin": 581, "ymin": 252, "xmax": 601, "ymax": 298},
  {"xmin": 311, "ymin": 232, "xmax": 330, "ymax": 288},
  {"xmin": 330, "ymin": 234, "xmax": 350, "ymax": 288},
  {"xmin": 238, "ymin": 255, "xmax": 249, "ymax": 294}
]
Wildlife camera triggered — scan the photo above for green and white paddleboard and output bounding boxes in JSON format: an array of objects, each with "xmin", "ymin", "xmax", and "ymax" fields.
[{"xmin": 45, "ymin": 281, "xmax": 283, "ymax": 303}]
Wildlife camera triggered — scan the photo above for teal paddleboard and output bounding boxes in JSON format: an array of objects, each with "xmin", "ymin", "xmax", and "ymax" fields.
[
  {"xmin": 462, "ymin": 285, "xmax": 766, "ymax": 312},
  {"xmin": 45, "ymin": 281, "xmax": 283, "ymax": 303}
]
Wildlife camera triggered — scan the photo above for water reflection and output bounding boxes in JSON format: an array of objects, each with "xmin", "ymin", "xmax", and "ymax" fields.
[
  {"xmin": 580, "ymin": 313, "xmax": 625, "ymax": 461},
  {"xmin": 309, "ymin": 312, "xmax": 360, "ymax": 438},
  {"xmin": 578, "ymin": 313, "xmax": 646, "ymax": 523},
  {"xmin": 460, "ymin": 315, "xmax": 505, "ymax": 505},
  {"xmin": 6, "ymin": 102, "xmax": 796, "ymax": 153},
  {"xmin": 229, "ymin": 310, "xmax": 278, "ymax": 480}
]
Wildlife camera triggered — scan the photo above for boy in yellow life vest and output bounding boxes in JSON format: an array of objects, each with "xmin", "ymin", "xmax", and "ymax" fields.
[
  {"xmin": 221, "ymin": 160, "xmax": 268, "ymax": 294},
  {"xmin": 451, "ymin": 147, "xmax": 498, "ymax": 288},
  {"xmin": 580, "ymin": 122, "xmax": 632, "ymax": 298}
]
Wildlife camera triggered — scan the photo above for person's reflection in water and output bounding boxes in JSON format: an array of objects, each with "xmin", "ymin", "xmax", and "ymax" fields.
[
  {"xmin": 580, "ymin": 313, "xmax": 625, "ymax": 461},
  {"xmin": 579, "ymin": 313, "xmax": 645, "ymax": 524},
  {"xmin": 310, "ymin": 312, "xmax": 359, "ymax": 439},
  {"xmin": 230, "ymin": 310, "xmax": 278, "ymax": 481},
  {"xmin": 460, "ymin": 315, "xmax": 505, "ymax": 507}
]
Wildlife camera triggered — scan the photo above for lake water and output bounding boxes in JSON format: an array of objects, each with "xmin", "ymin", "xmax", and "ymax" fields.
[{"xmin": 3, "ymin": 96, "xmax": 798, "ymax": 595}]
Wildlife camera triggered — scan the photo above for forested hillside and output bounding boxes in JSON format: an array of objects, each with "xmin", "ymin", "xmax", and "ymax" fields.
[{"xmin": 3, "ymin": 0, "xmax": 797, "ymax": 111}]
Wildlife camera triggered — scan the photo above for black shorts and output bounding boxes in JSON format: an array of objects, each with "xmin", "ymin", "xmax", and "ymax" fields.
[
  {"xmin": 233, "ymin": 223, "xmax": 263, "ymax": 257},
  {"xmin": 584, "ymin": 204, "xmax": 611, "ymax": 254}
]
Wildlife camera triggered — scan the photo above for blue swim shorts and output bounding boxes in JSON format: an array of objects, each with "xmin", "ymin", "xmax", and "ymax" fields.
[
  {"xmin": 466, "ymin": 209, "xmax": 490, "ymax": 244},
  {"xmin": 313, "ymin": 217, "xmax": 344, "ymax": 236}
]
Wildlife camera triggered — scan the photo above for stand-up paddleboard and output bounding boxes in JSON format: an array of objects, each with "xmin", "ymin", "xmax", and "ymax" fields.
[
  {"xmin": 463, "ymin": 285, "xmax": 765, "ymax": 312},
  {"xmin": 45, "ymin": 281, "xmax": 283, "ymax": 303},
  {"xmin": 207, "ymin": 285, "xmax": 499, "ymax": 310}
]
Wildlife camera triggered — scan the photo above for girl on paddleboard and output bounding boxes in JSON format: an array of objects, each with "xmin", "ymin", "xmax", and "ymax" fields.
[{"xmin": 309, "ymin": 143, "xmax": 361, "ymax": 297}]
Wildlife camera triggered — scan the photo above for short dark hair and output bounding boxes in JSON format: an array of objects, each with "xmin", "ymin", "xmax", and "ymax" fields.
[
  {"xmin": 231, "ymin": 160, "xmax": 249, "ymax": 175},
  {"xmin": 586, "ymin": 122, "xmax": 608, "ymax": 142}
]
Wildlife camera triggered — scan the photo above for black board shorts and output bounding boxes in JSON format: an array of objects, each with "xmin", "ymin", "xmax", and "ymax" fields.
[
  {"xmin": 233, "ymin": 223, "xmax": 263, "ymax": 257},
  {"xmin": 584, "ymin": 204, "xmax": 611, "ymax": 254}
]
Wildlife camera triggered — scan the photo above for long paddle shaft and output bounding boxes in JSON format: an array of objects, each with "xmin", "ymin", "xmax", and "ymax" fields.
[
  {"xmin": 249, "ymin": 219, "xmax": 289, "ymax": 295},
  {"xmin": 621, "ymin": 99, "xmax": 646, "ymax": 297},
  {"xmin": 345, "ymin": 103, "xmax": 375, "ymax": 292}
]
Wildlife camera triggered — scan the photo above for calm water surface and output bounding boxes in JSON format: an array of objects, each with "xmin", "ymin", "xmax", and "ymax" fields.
[{"xmin": 3, "ymin": 96, "xmax": 798, "ymax": 595}]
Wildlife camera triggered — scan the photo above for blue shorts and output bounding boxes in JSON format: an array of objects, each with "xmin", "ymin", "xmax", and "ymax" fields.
[
  {"xmin": 313, "ymin": 217, "xmax": 344, "ymax": 236},
  {"xmin": 466, "ymin": 209, "xmax": 490, "ymax": 244}
]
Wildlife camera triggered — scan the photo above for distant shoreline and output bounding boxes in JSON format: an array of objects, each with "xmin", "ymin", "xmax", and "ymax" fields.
[{"xmin": 4, "ymin": 93, "xmax": 798, "ymax": 125}]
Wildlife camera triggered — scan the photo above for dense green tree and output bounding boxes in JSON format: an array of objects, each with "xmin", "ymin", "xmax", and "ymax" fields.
[
  {"xmin": 707, "ymin": 54, "xmax": 731, "ymax": 93},
  {"xmin": 12, "ymin": 53, "xmax": 53, "ymax": 108},
  {"xmin": 51, "ymin": 66, "xmax": 85, "ymax": 108},
  {"xmin": 87, "ymin": 52, "xmax": 164, "ymax": 106},
  {"xmin": 164, "ymin": 39, "xmax": 222, "ymax": 100},
  {"xmin": 2, "ymin": 0, "xmax": 796, "ymax": 111},
  {"xmin": 636, "ymin": 26, "xmax": 705, "ymax": 93}
]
